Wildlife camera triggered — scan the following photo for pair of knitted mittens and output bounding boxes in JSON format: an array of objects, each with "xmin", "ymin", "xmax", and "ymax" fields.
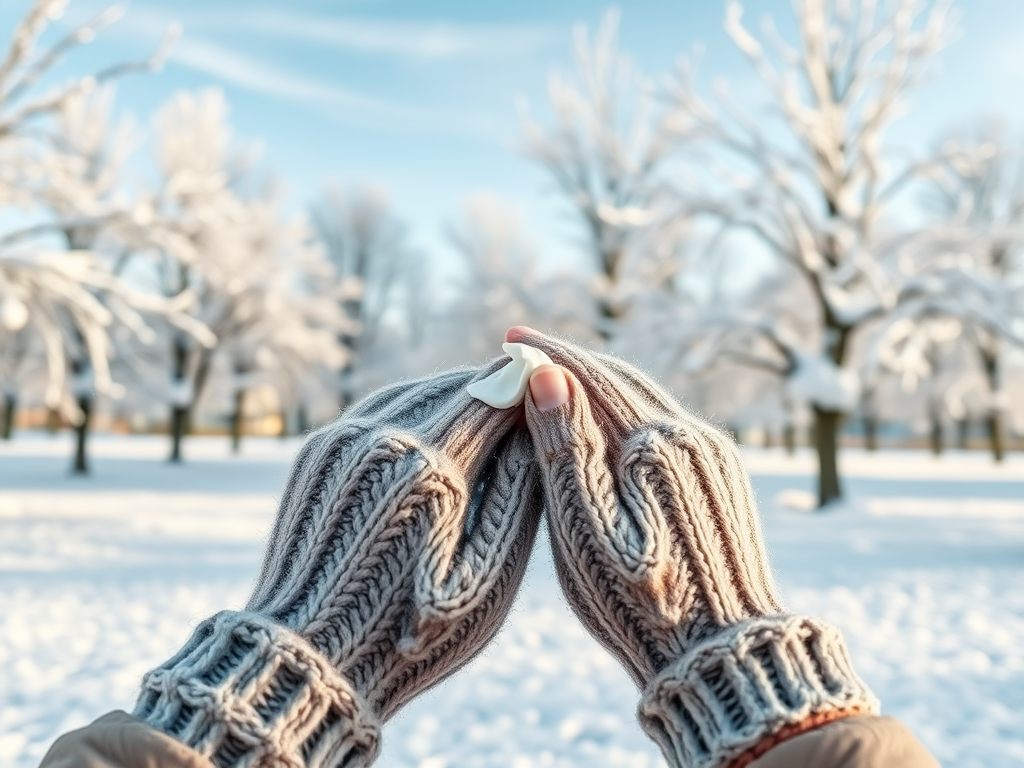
[
  {"xmin": 134, "ymin": 333, "xmax": 878, "ymax": 768},
  {"xmin": 515, "ymin": 331, "xmax": 879, "ymax": 768},
  {"xmin": 134, "ymin": 362, "xmax": 543, "ymax": 768}
]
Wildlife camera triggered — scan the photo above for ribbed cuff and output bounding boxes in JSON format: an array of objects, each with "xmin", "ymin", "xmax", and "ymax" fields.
[
  {"xmin": 638, "ymin": 616, "xmax": 879, "ymax": 768},
  {"xmin": 133, "ymin": 611, "xmax": 381, "ymax": 768}
]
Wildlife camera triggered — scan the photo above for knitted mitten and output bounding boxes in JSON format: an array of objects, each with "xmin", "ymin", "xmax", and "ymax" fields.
[
  {"xmin": 517, "ymin": 331, "xmax": 878, "ymax": 768},
  {"xmin": 133, "ymin": 363, "xmax": 543, "ymax": 768}
]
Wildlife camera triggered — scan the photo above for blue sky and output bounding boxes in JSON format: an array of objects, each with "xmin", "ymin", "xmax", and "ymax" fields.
[{"xmin": 6, "ymin": 0, "xmax": 1024, "ymax": 273}]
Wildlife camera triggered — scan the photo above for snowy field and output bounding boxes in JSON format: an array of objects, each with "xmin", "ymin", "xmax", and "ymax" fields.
[{"xmin": 1, "ymin": 434, "xmax": 1022, "ymax": 768}]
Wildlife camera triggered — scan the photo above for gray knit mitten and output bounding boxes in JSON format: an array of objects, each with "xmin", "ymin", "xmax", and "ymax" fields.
[
  {"xmin": 133, "ymin": 363, "xmax": 543, "ymax": 768},
  {"xmin": 517, "ymin": 332, "xmax": 878, "ymax": 768}
]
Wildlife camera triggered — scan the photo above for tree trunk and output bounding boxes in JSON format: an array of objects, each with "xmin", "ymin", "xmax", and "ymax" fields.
[
  {"xmin": 813, "ymin": 407, "xmax": 842, "ymax": 507},
  {"xmin": 338, "ymin": 328, "xmax": 359, "ymax": 411},
  {"xmin": 70, "ymin": 351, "xmax": 93, "ymax": 474},
  {"xmin": 812, "ymin": 312, "xmax": 851, "ymax": 508},
  {"xmin": 1, "ymin": 394, "xmax": 14, "ymax": 439},
  {"xmin": 192, "ymin": 352, "xmax": 213, "ymax": 420},
  {"xmin": 297, "ymin": 404, "xmax": 310, "ymax": 435},
  {"xmin": 930, "ymin": 410, "xmax": 943, "ymax": 456},
  {"xmin": 987, "ymin": 411, "xmax": 1005, "ymax": 463},
  {"xmin": 72, "ymin": 395, "xmax": 92, "ymax": 474},
  {"xmin": 169, "ymin": 338, "xmax": 190, "ymax": 463},
  {"xmin": 230, "ymin": 388, "xmax": 245, "ymax": 453},
  {"xmin": 169, "ymin": 346, "xmax": 212, "ymax": 463},
  {"xmin": 339, "ymin": 366, "xmax": 354, "ymax": 411},
  {"xmin": 594, "ymin": 240, "xmax": 625, "ymax": 342},
  {"xmin": 783, "ymin": 422, "xmax": 796, "ymax": 456},
  {"xmin": 980, "ymin": 348, "xmax": 1004, "ymax": 462},
  {"xmin": 170, "ymin": 406, "xmax": 188, "ymax": 462},
  {"xmin": 956, "ymin": 419, "xmax": 969, "ymax": 451},
  {"xmin": 46, "ymin": 406, "xmax": 61, "ymax": 434},
  {"xmin": 863, "ymin": 414, "xmax": 878, "ymax": 452}
]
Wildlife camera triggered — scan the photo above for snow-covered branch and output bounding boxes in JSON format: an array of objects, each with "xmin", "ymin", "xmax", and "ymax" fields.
[
  {"xmin": 0, "ymin": 1, "xmax": 177, "ymax": 139},
  {"xmin": 519, "ymin": 9, "xmax": 682, "ymax": 331}
]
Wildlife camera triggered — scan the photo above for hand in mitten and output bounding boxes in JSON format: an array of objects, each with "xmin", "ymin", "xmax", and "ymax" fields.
[
  {"xmin": 134, "ymin": 363, "xmax": 543, "ymax": 768},
  {"xmin": 510, "ymin": 328, "xmax": 878, "ymax": 768}
]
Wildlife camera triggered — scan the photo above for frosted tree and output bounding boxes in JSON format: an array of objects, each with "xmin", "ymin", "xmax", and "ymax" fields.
[
  {"xmin": 310, "ymin": 184, "xmax": 410, "ymax": 408},
  {"xmin": 0, "ymin": 1, "xmax": 175, "ymax": 144},
  {"xmin": 850, "ymin": 320, "xmax": 895, "ymax": 451},
  {"xmin": 891, "ymin": 260, "xmax": 1023, "ymax": 459},
  {"xmin": 134, "ymin": 89, "xmax": 266, "ymax": 460},
  {"xmin": 0, "ymin": 254, "xmax": 131, "ymax": 432},
  {"xmin": 0, "ymin": 0, "xmax": 180, "ymax": 469},
  {"xmin": 872, "ymin": 312, "xmax": 966, "ymax": 453},
  {"xmin": 214, "ymin": 208, "xmax": 355, "ymax": 450},
  {"xmin": 667, "ymin": 0, "xmax": 963, "ymax": 505},
  {"xmin": 246, "ymin": 255, "xmax": 356, "ymax": 438},
  {"xmin": 28, "ymin": 87, "xmax": 135, "ymax": 469},
  {"xmin": 520, "ymin": 10, "xmax": 679, "ymax": 338},
  {"xmin": 132, "ymin": 90, "xmax": 352, "ymax": 456},
  {"xmin": 0, "ymin": 313, "xmax": 36, "ymax": 438},
  {"xmin": 626, "ymin": 261, "xmax": 822, "ymax": 452},
  {"xmin": 905, "ymin": 128, "xmax": 1024, "ymax": 459},
  {"xmin": 444, "ymin": 194, "xmax": 600, "ymax": 363}
]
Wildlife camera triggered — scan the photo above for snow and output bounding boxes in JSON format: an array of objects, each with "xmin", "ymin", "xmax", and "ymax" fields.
[
  {"xmin": 785, "ymin": 353, "xmax": 861, "ymax": 412},
  {"xmin": 1, "ymin": 434, "xmax": 1022, "ymax": 768},
  {"xmin": 0, "ymin": 298, "xmax": 28, "ymax": 332}
]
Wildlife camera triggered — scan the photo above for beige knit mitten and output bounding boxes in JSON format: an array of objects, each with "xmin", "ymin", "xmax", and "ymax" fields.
[
  {"xmin": 517, "ymin": 331, "xmax": 879, "ymax": 768},
  {"xmin": 133, "ymin": 363, "xmax": 543, "ymax": 768}
]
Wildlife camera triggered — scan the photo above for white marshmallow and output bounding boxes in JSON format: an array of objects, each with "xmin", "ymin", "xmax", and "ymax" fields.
[{"xmin": 466, "ymin": 342, "xmax": 555, "ymax": 409}]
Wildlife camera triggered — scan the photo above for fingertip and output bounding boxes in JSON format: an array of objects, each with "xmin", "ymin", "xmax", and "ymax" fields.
[
  {"xmin": 529, "ymin": 365, "xmax": 570, "ymax": 412},
  {"xmin": 506, "ymin": 325, "xmax": 540, "ymax": 343}
]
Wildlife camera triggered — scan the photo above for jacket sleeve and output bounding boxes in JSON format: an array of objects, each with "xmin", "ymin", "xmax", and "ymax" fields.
[
  {"xmin": 749, "ymin": 715, "xmax": 940, "ymax": 768},
  {"xmin": 39, "ymin": 711, "xmax": 215, "ymax": 768}
]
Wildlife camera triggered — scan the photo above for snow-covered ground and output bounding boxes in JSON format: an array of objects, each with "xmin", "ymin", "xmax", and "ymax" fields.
[{"xmin": 1, "ymin": 434, "xmax": 1022, "ymax": 768}]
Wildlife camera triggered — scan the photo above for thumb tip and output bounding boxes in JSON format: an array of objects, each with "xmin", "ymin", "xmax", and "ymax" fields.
[
  {"xmin": 529, "ymin": 365, "xmax": 570, "ymax": 412},
  {"xmin": 505, "ymin": 325, "xmax": 539, "ymax": 343}
]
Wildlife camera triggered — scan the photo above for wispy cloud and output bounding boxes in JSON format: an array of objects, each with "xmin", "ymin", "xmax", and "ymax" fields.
[
  {"xmin": 228, "ymin": 10, "xmax": 555, "ymax": 60},
  {"xmin": 71, "ymin": 7, "xmax": 520, "ymax": 136},
  {"xmin": 169, "ymin": 36, "xmax": 502, "ymax": 136},
  {"xmin": 108, "ymin": 4, "xmax": 554, "ymax": 61},
  {"xmin": 173, "ymin": 37, "xmax": 384, "ymax": 111}
]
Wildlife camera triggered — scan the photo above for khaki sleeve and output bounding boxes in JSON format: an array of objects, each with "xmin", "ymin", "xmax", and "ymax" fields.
[
  {"xmin": 39, "ymin": 711, "xmax": 215, "ymax": 768},
  {"xmin": 750, "ymin": 715, "xmax": 941, "ymax": 768}
]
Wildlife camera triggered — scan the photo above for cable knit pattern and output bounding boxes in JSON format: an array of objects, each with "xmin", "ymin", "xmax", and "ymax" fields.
[
  {"xmin": 135, "ymin": 362, "xmax": 543, "ymax": 767},
  {"xmin": 517, "ymin": 332, "xmax": 878, "ymax": 768},
  {"xmin": 639, "ymin": 616, "xmax": 879, "ymax": 768},
  {"xmin": 135, "ymin": 612, "xmax": 379, "ymax": 768}
]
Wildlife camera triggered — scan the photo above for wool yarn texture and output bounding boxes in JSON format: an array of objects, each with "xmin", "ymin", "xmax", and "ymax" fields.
[
  {"xmin": 134, "ymin": 362, "xmax": 543, "ymax": 768},
  {"xmin": 516, "ymin": 331, "xmax": 879, "ymax": 768}
]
